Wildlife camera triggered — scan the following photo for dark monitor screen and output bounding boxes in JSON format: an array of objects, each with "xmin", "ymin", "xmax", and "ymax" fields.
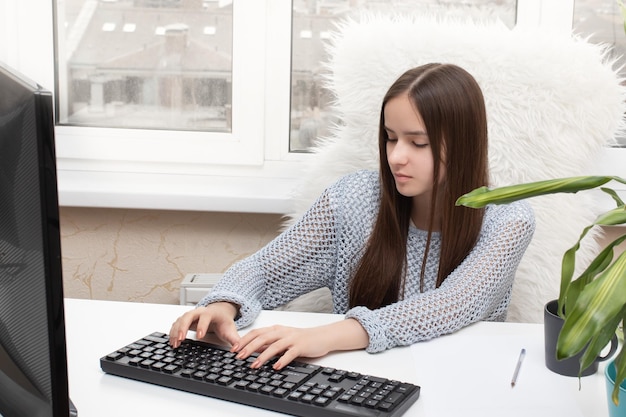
[{"xmin": 0, "ymin": 62, "xmax": 71, "ymax": 417}]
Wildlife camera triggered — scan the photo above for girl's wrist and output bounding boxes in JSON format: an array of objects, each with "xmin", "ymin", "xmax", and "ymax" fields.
[{"xmin": 322, "ymin": 318, "xmax": 369, "ymax": 352}]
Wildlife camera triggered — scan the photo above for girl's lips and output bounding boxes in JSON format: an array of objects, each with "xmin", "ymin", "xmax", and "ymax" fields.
[{"xmin": 394, "ymin": 173, "xmax": 412, "ymax": 181}]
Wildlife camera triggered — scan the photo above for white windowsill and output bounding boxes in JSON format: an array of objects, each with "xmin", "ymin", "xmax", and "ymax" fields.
[
  {"xmin": 56, "ymin": 163, "xmax": 301, "ymax": 214},
  {"xmin": 56, "ymin": 148, "xmax": 626, "ymax": 215}
]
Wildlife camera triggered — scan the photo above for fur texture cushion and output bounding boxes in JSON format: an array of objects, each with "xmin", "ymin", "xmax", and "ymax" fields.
[{"xmin": 283, "ymin": 13, "xmax": 626, "ymax": 323}]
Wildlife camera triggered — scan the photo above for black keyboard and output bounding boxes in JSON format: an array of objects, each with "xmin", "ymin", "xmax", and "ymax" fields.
[{"xmin": 100, "ymin": 332, "xmax": 421, "ymax": 417}]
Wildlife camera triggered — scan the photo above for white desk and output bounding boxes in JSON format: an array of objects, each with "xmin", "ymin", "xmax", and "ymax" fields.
[{"xmin": 64, "ymin": 298, "xmax": 607, "ymax": 417}]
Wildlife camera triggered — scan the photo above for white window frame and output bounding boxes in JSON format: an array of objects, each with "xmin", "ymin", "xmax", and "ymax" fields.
[{"xmin": 0, "ymin": 0, "xmax": 624, "ymax": 214}]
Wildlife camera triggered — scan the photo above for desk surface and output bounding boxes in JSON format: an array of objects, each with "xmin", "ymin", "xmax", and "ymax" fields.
[{"xmin": 64, "ymin": 298, "xmax": 607, "ymax": 417}]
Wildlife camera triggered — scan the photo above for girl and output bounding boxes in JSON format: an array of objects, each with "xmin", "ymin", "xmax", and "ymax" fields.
[{"xmin": 169, "ymin": 63, "xmax": 535, "ymax": 370}]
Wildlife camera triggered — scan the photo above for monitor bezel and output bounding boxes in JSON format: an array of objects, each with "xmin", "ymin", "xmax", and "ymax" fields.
[{"xmin": 0, "ymin": 61, "xmax": 71, "ymax": 417}]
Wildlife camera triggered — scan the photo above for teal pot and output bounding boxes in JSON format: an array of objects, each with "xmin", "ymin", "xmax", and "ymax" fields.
[{"xmin": 606, "ymin": 360, "xmax": 626, "ymax": 417}]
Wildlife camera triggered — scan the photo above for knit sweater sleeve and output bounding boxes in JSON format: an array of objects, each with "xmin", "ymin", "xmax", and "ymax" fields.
[
  {"xmin": 196, "ymin": 178, "xmax": 343, "ymax": 328},
  {"xmin": 345, "ymin": 201, "xmax": 536, "ymax": 353}
]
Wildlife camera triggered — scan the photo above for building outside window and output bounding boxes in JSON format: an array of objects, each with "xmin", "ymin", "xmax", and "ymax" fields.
[{"xmin": 56, "ymin": 0, "xmax": 233, "ymax": 132}]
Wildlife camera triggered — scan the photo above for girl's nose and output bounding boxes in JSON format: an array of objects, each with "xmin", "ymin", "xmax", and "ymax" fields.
[{"xmin": 388, "ymin": 141, "xmax": 408, "ymax": 165}]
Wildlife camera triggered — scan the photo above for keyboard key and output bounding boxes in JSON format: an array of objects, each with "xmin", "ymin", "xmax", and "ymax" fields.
[
  {"xmin": 106, "ymin": 351, "xmax": 124, "ymax": 361},
  {"xmin": 163, "ymin": 364, "xmax": 180, "ymax": 374},
  {"xmin": 314, "ymin": 396, "xmax": 330, "ymax": 406},
  {"xmin": 283, "ymin": 371, "xmax": 309, "ymax": 384}
]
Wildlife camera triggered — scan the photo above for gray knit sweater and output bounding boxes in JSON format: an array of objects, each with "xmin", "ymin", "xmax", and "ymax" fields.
[{"xmin": 198, "ymin": 170, "xmax": 535, "ymax": 353}]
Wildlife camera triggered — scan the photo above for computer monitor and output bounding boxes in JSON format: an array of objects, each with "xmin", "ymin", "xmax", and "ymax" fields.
[{"xmin": 0, "ymin": 62, "xmax": 74, "ymax": 417}]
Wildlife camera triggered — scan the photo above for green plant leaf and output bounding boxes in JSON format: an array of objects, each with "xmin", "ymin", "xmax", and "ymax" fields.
[
  {"xmin": 455, "ymin": 176, "xmax": 617, "ymax": 208},
  {"xmin": 578, "ymin": 309, "xmax": 621, "ymax": 373},
  {"xmin": 557, "ymin": 250, "xmax": 626, "ymax": 359},
  {"xmin": 557, "ymin": 211, "xmax": 626, "ymax": 315},
  {"xmin": 558, "ymin": 224, "xmax": 593, "ymax": 315},
  {"xmin": 594, "ymin": 206, "xmax": 626, "ymax": 227},
  {"xmin": 611, "ymin": 349, "xmax": 626, "ymax": 405},
  {"xmin": 601, "ymin": 187, "xmax": 625, "ymax": 207},
  {"xmin": 611, "ymin": 308, "xmax": 626, "ymax": 405},
  {"xmin": 562, "ymin": 233, "xmax": 626, "ymax": 315},
  {"xmin": 557, "ymin": 206, "xmax": 626, "ymax": 314}
]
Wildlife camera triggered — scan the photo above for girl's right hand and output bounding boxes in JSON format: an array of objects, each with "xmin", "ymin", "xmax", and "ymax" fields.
[{"xmin": 168, "ymin": 301, "xmax": 241, "ymax": 348}]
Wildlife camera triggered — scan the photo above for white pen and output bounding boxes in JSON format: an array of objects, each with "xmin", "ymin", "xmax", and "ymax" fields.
[{"xmin": 511, "ymin": 348, "xmax": 526, "ymax": 387}]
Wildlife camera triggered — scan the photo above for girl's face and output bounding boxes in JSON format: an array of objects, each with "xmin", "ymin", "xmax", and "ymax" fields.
[{"xmin": 384, "ymin": 94, "xmax": 445, "ymax": 205}]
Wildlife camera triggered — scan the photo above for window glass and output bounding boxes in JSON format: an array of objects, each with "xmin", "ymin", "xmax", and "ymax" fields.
[
  {"xmin": 289, "ymin": 0, "xmax": 518, "ymax": 152},
  {"xmin": 573, "ymin": 0, "xmax": 626, "ymax": 146},
  {"xmin": 55, "ymin": 0, "xmax": 233, "ymax": 132}
]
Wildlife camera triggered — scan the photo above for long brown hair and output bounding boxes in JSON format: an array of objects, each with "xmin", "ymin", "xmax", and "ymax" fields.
[{"xmin": 349, "ymin": 63, "xmax": 489, "ymax": 309}]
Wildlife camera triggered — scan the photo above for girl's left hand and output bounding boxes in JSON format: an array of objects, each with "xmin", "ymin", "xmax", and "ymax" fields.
[
  {"xmin": 231, "ymin": 319, "xmax": 369, "ymax": 370},
  {"xmin": 232, "ymin": 325, "xmax": 330, "ymax": 370}
]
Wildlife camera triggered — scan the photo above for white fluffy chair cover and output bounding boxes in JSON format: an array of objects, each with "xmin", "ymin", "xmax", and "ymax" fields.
[{"xmin": 283, "ymin": 13, "xmax": 626, "ymax": 323}]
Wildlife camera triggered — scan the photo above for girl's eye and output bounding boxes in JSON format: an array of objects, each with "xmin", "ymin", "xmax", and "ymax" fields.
[
  {"xmin": 413, "ymin": 142, "xmax": 429, "ymax": 148},
  {"xmin": 386, "ymin": 137, "xmax": 398, "ymax": 142}
]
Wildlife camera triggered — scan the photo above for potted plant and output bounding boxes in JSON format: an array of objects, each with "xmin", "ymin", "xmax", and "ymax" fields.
[{"xmin": 456, "ymin": 175, "xmax": 626, "ymax": 405}]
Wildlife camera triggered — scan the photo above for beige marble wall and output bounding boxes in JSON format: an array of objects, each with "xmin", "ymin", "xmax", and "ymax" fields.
[
  {"xmin": 59, "ymin": 207, "xmax": 283, "ymax": 305},
  {"xmin": 60, "ymin": 206, "xmax": 625, "ymax": 308}
]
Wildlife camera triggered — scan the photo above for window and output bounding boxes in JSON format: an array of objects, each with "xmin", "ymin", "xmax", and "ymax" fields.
[
  {"xmin": 1, "ymin": 0, "xmax": 624, "ymax": 213},
  {"xmin": 573, "ymin": 0, "xmax": 626, "ymax": 147},
  {"xmin": 288, "ymin": 0, "xmax": 518, "ymax": 152},
  {"xmin": 56, "ymin": 0, "xmax": 234, "ymax": 132},
  {"xmin": 570, "ymin": 0, "xmax": 626, "ymax": 198},
  {"xmin": 53, "ymin": 0, "xmax": 269, "ymax": 171}
]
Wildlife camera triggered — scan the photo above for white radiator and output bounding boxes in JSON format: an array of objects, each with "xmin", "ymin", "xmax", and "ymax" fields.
[{"xmin": 179, "ymin": 273, "xmax": 222, "ymax": 306}]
